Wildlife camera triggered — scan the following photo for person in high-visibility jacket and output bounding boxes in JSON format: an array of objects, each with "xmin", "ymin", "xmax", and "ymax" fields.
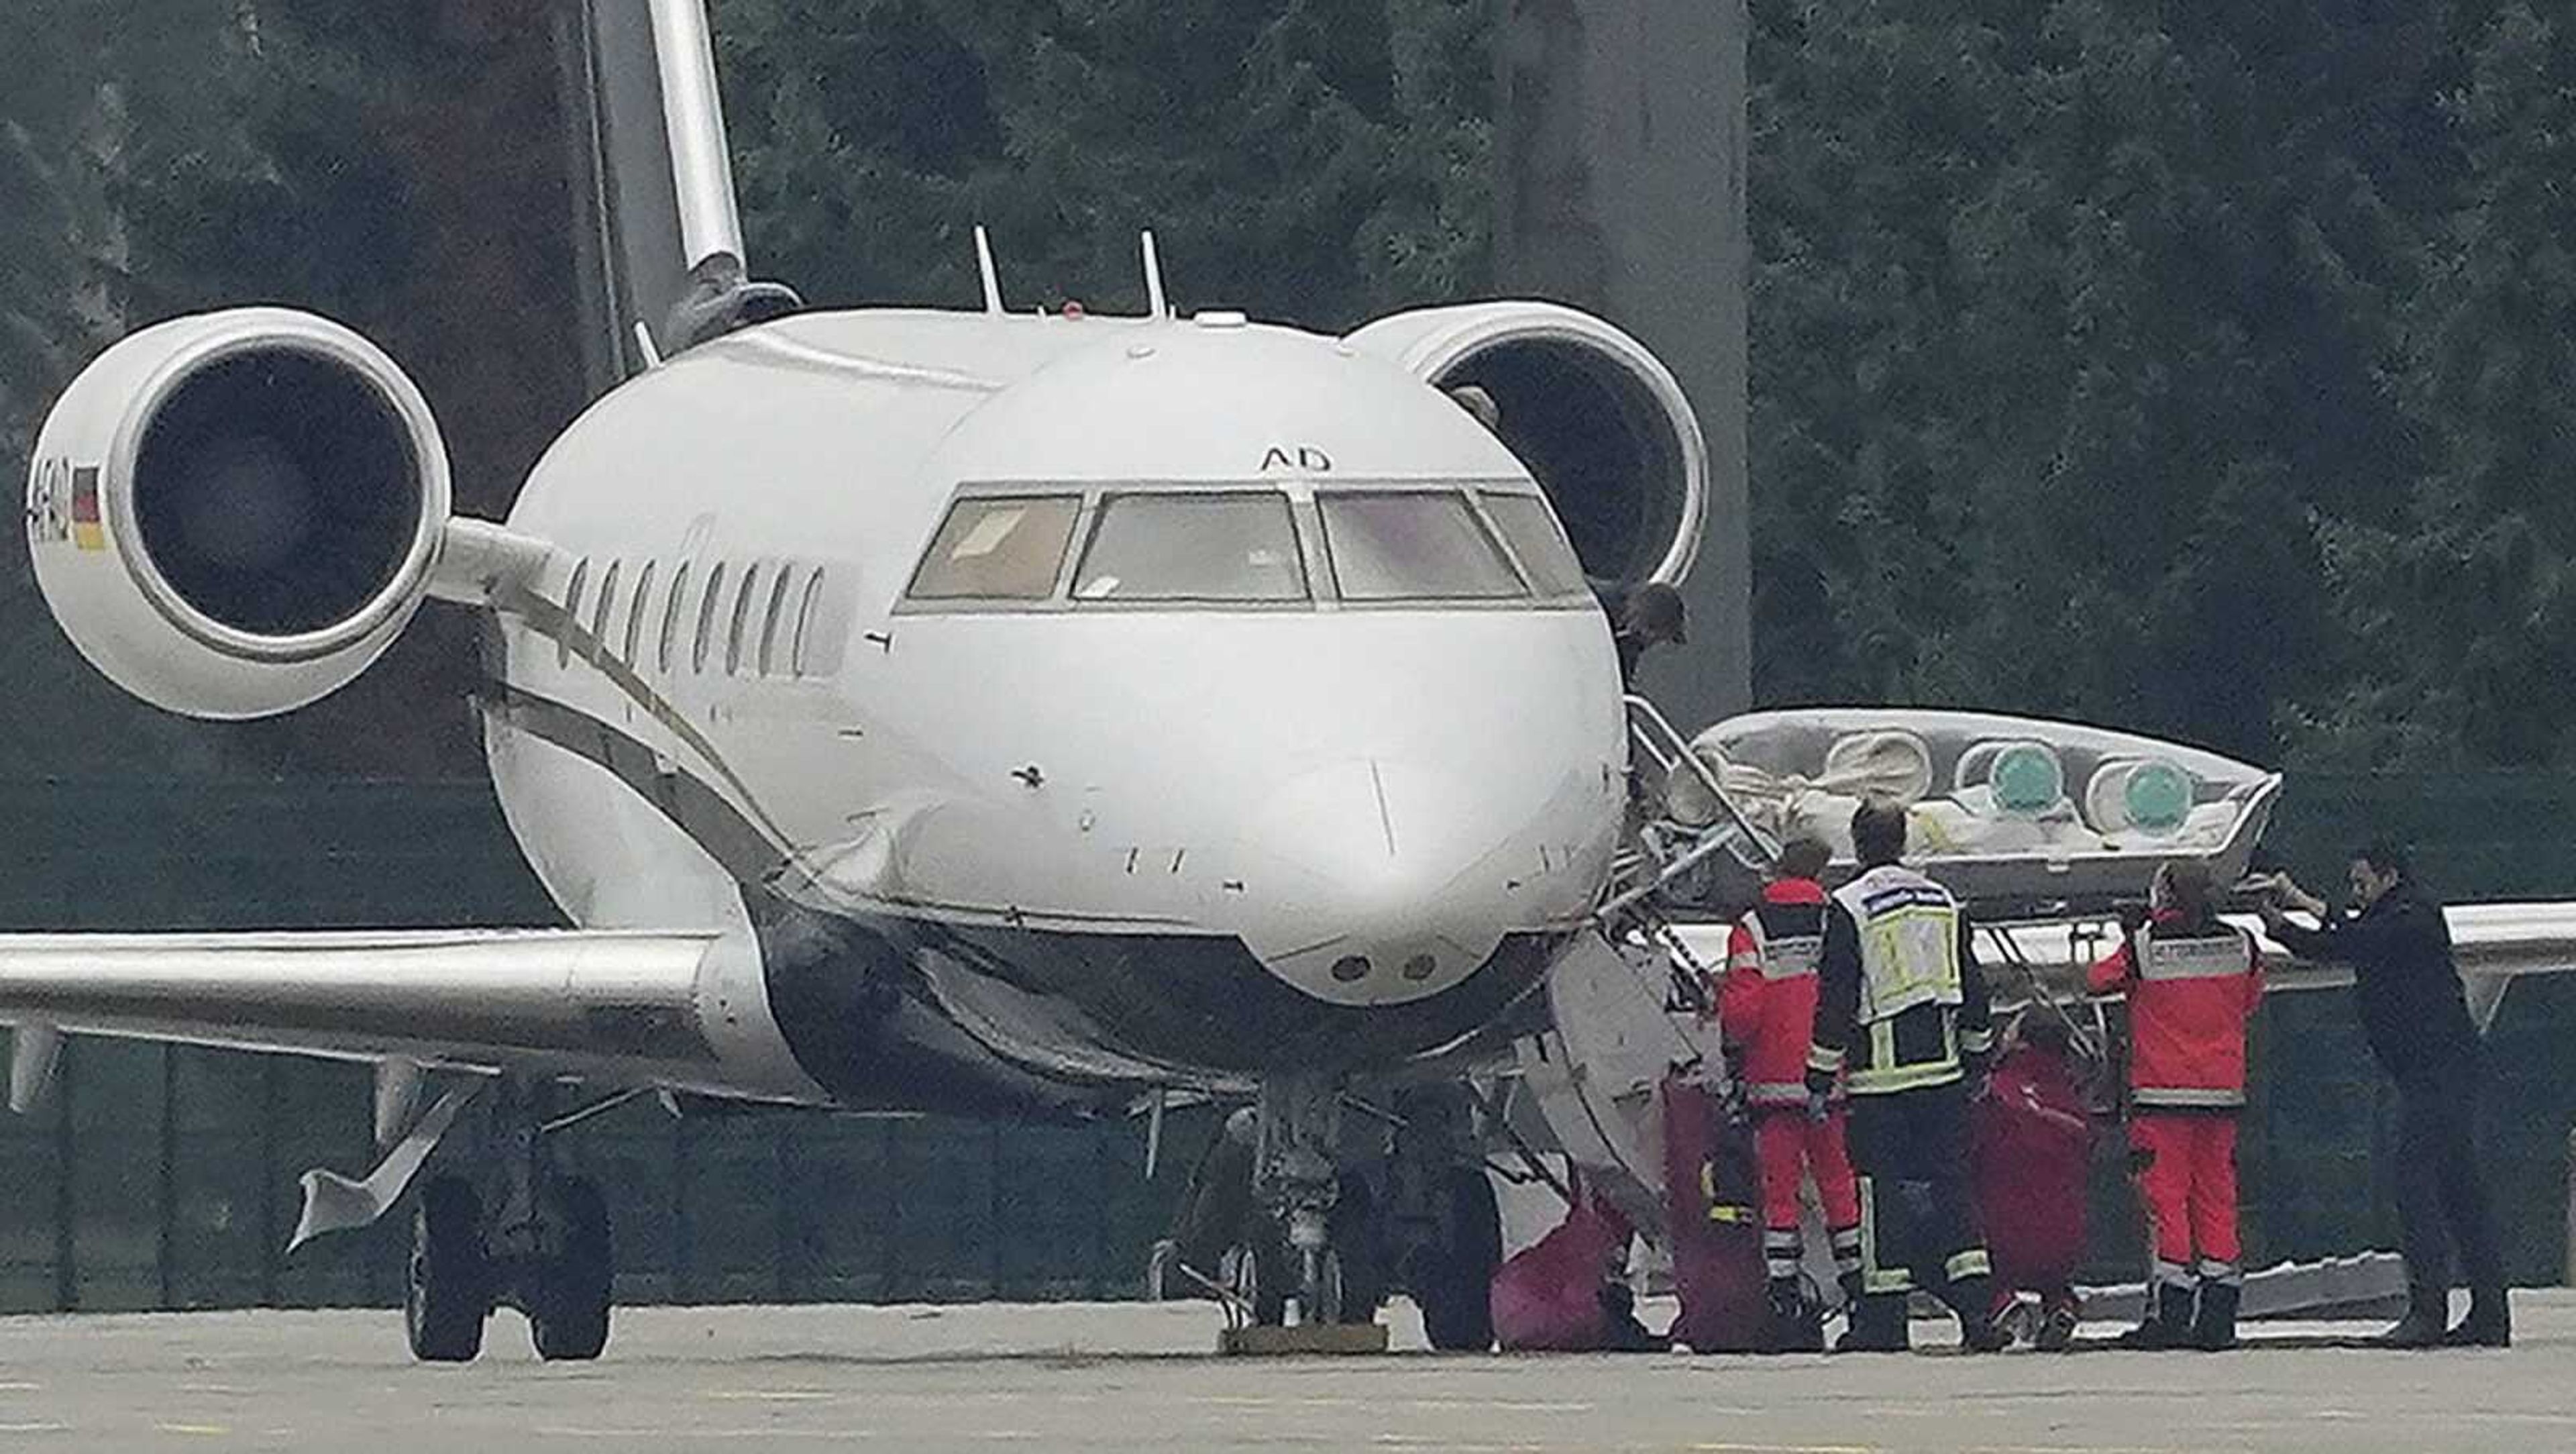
[
  {"xmin": 1806, "ymin": 798, "xmax": 2006, "ymax": 1353},
  {"xmin": 2088, "ymin": 859, "xmax": 2263, "ymax": 1349},
  {"xmin": 1717, "ymin": 835, "xmax": 1863, "ymax": 1351}
]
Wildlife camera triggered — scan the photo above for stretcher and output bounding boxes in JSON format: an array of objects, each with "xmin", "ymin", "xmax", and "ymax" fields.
[{"xmin": 1639, "ymin": 705, "xmax": 2284, "ymax": 920}]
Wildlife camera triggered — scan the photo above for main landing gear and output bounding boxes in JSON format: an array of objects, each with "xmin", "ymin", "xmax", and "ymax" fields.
[{"xmin": 404, "ymin": 1080, "xmax": 616, "ymax": 1363}]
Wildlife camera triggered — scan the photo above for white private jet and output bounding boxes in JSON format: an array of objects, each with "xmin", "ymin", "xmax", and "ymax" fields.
[
  {"xmin": 24, "ymin": 1, "xmax": 2571, "ymax": 1366},
  {"xmin": 7, "ymin": 0, "xmax": 1711, "ymax": 1360}
]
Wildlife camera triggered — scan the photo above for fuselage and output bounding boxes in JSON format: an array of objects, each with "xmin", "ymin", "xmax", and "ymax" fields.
[{"xmin": 482, "ymin": 307, "xmax": 1629, "ymax": 1108}]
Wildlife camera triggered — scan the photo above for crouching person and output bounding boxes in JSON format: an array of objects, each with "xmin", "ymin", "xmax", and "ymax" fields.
[
  {"xmin": 2090, "ymin": 860, "xmax": 2262, "ymax": 1350},
  {"xmin": 1972, "ymin": 1013, "xmax": 2095, "ymax": 1350}
]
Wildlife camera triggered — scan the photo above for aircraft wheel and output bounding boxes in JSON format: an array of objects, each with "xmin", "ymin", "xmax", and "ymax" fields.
[
  {"xmin": 527, "ymin": 1176, "xmax": 613, "ymax": 1361},
  {"xmin": 1303, "ymin": 1248, "xmax": 1347, "ymax": 1325},
  {"xmin": 1329, "ymin": 1177, "xmax": 1388, "ymax": 1324},
  {"xmin": 1417, "ymin": 1167, "xmax": 1501, "ymax": 1352},
  {"xmin": 1224, "ymin": 1215, "xmax": 1294, "ymax": 1327},
  {"xmin": 405, "ymin": 1176, "xmax": 490, "ymax": 1363}
]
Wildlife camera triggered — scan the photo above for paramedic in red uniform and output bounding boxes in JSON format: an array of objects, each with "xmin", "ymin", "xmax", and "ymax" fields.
[
  {"xmin": 2088, "ymin": 859, "xmax": 2263, "ymax": 1349},
  {"xmin": 1717, "ymin": 836, "xmax": 1864, "ymax": 1350}
]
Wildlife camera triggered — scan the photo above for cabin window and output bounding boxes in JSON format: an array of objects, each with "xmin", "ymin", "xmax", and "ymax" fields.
[
  {"xmin": 727, "ymin": 562, "xmax": 765, "ymax": 676},
  {"xmin": 660, "ymin": 562, "xmax": 692, "ymax": 675},
  {"xmin": 1479, "ymin": 492, "xmax": 1589, "ymax": 598},
  {"xmin": 905, "ymin": 495, "xmax": 1080, "ymax": 601},
  {"xmin": 625, "ymin": 562, "xmax": 656, "ymax": 666},
  {"xmin": 791, "ymin": 568, "xmax": 828, "ymax": 677},
  {"xmin": 694, "ymin": 562, "xmax": 727, "ymax": 674},
  {"xmin": 758, "ymin": 565, "xmax": 796, "ymax": 675},
  {"xmin": 559, "ymin": 559, "xmax": 590, "ymax": 667},
  {"xmin": 1318, "ymin": 491, "xmax": 1527, "ymax": 602},
  {"xmin": 1071, "ymin": 492, "xmax": 1306, "ymax": 603},
  {"xmin": 592, "ymin": 561, "xmax": 621, "ymax": 657}
]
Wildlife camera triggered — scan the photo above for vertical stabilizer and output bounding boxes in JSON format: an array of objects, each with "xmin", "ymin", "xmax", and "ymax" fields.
[{"xmin": 555, "ymin": 0, "xmax": 796, "ymax": 397}]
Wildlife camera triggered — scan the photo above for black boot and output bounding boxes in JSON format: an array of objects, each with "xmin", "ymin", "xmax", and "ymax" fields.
[
  {"xmin": 2114, "ymin": 1282, "xmax": 2194, "ymax": 1350},
  {"xmin": 1764, "ymin": 1278, "xmax": 1825, "ymax": 1353},
  {"xmin": 2444, "ymin": 1288, "xmax": 2511, "ymax": 1348},
  {"xmin": 1941, "ymin": 1274, "xmax": 2010, "ymax": 1353},
  {"xmin": 2192, "ymin": 1280, "xmax": 2240, "ymax": 1351},
  {"xmin": 1835, "ymin": 1292, "xmax": 1910, "ymax": 1353},
  {"xmin": 1597, "ymin": 1280, "xmax": 1665, "ymax": 1351},
  {"xmin": 2033, "ymin": 1298, "xmax": 2081, "ymax": 1353},
  {"xmin": 2376, "ymin": 1286, "xmax": 2449, "ymax": 1349}
]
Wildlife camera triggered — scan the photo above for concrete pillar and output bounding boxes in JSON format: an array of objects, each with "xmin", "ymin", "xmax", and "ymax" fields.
[{"xmin": 1496, "ymin": 0, "xmax": 1752, "ymax": 732}]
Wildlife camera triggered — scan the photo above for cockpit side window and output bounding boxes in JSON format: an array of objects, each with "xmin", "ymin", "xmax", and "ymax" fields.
[
  {"xmin": 1318, "ymin": 490, "xmax": 1528, "ymax": 602},
  {"xmin": 1479, "ymin": 492, "xmax": 1590, "ymax": 599},
  {"xmin": 906, "ymin": 495, "xmax": 1081, "ymax": 601},
  {"xmin": 1072, "ymin": 492, "xmax": 1307, "ymax": 603}
]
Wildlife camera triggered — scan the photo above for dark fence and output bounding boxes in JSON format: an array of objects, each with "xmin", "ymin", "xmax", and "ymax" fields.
[{"xmin": 1, "ymin": 770, "xmax": 2573, "ymax": 1312}]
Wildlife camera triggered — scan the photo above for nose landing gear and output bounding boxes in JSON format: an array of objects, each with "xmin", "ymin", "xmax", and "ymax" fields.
[{"xmin": 1210, "ymin": 1076, "xmax": 1388, "ymax": 1354}]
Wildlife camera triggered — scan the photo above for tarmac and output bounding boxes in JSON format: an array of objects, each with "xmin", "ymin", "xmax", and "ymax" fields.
[{"xmin": 0, "ymin": 1293, "xmax": 2570, "ymax": 1453}]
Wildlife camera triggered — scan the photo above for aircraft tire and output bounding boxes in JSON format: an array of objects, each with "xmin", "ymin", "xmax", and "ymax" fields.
[
  {"xmin": 528, "ymin": 1176, "xmax": 613, "ymax": 1361},
  {"xmin": 1416, "ymin": 1167, "xmax": 1501, "ymax": 1352},
  {"xmin": 1242, "ymin": 1218, "xmax": 1292, "ymax": 1327},
  {"xmin": 405, "ymin": 1176, "xmax": 489, "ymax": 1363},
  {"xmin": 1330, "ymin": 1176, "xmax": 1388, "ymax": 1323}
]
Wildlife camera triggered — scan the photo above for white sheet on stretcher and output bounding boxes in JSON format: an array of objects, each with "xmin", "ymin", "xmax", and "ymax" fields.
[{"xmin": 1662, "ymin": 729, "xmax": 2246, "ymax": 862}]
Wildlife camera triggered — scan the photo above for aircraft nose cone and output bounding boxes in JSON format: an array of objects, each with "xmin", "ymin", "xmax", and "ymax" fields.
[{"xmin": 1229, "ymin": 758, "xmax": 1527, "ymax": 1006}]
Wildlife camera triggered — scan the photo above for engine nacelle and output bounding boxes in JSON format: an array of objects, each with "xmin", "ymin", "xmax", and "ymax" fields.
[
  {"xmin": 1345, "ymin": 302, "xmax": 1707, "ymax": 587},
  {"xmin": 24, "ymin": 308, "xmax": 451, "ymax": 719}
]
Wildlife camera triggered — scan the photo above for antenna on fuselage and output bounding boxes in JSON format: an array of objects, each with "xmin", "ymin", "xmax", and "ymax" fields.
[
  {"xmin": 1140, "ymin": 230, "xmax": 1169, "ymax": 320},
  {"xmin": 974, "ymin": 225, "xmax": 1006, "ymax": 316}
]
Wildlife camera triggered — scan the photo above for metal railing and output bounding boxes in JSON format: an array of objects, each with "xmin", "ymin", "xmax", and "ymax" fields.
[{"xmin": 1597, "ymin": 694, "xmax": 1780, "ymax": 924}]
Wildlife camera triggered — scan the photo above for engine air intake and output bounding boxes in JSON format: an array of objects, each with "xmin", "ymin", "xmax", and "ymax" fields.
[
  {"xmin": 1344, "ymin": 301, "xmax": 1708, "ymax": 590},
  {"xmin": 133, "ymin": 348, "xmax": 425, "ymax": 637}
]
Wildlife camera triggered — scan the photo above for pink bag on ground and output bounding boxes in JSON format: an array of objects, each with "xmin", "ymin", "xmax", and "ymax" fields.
[
  {"xmin": 1490, "ymin": 1186, "xmax": 1635, "ymax": 1351},
  {"xmin": 1661, "ymin": 1075, "xmax": 1770, "ymax": 1352}
]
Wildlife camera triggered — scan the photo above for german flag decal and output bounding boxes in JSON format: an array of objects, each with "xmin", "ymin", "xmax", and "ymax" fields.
[{"xmin": 70, "ymin": 466, "xmax": 103, "ymax": 551}]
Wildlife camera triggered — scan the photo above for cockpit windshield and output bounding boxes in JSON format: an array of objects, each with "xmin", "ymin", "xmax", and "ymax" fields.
[
  {"xmin": 1073, "ymin": 492, "xmax": 1307, "ymax": 603},
  {"xmin": 905, "ymin": 495, "xmax": 1080, "ymax": 600},
  {"xmin": 1479, "ymin": 491, "xmax": 1589, "ymax": 598},
  {"xmin": 901, "ymin": 482, "xmax": 1595, "ymax": 612},
  {"xmin": 1318, "ymin": 490, "xmax": 1527, "ymax": 602}
]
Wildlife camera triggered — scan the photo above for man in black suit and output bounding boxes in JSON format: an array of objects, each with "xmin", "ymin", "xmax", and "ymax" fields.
[{"xmin": 2261, "ymin": 842, "xmax": 2509, "ymax": 1347}]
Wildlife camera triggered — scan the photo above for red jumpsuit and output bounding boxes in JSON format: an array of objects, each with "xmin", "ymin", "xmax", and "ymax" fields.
[
  {"xmin": 2089, "ymin": 913, "xmax": 2262, "ymax": 1290},
  {"xmin": 1719, "ymin": 878, "xmax": 1862, "ymax": 1288},
  {"xmin": 1972, "ymin": 1039, "xmax": 2092, "ymax": 1318}
]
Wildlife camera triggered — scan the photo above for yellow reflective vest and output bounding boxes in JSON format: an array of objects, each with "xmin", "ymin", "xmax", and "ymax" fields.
[{"xmin": 1806, "ymin": 864, "xmax": 1994, "ymax": 1096}]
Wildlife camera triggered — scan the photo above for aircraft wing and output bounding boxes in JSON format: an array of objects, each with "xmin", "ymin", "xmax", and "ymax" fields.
[
  {"xmin": 0, "ymin": 928, "xmax": 799, "ymax": 1109},
  {"xmin": 1977, "ymin": 901, "xmax": 2576, "ymax": 1032}
]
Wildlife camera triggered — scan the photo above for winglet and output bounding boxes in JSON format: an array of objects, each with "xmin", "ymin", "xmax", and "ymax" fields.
[
  {"xmin": 975, "ymin": 226, "xmax": 1006, "ymax": 315},
  {"xmin": 1141, "ymin": 230, "xmax": 1169, "ymax": 320}
]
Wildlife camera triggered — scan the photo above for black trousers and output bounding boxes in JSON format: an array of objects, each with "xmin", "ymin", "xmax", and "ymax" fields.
[
  {"xmin": 1846, "ymin": 1082, "xmax": 1990, "ymax": 1300},
  {"xmin": 2393, "ymin": 1065, "xmax": 2506, "ymax": 1296}
]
